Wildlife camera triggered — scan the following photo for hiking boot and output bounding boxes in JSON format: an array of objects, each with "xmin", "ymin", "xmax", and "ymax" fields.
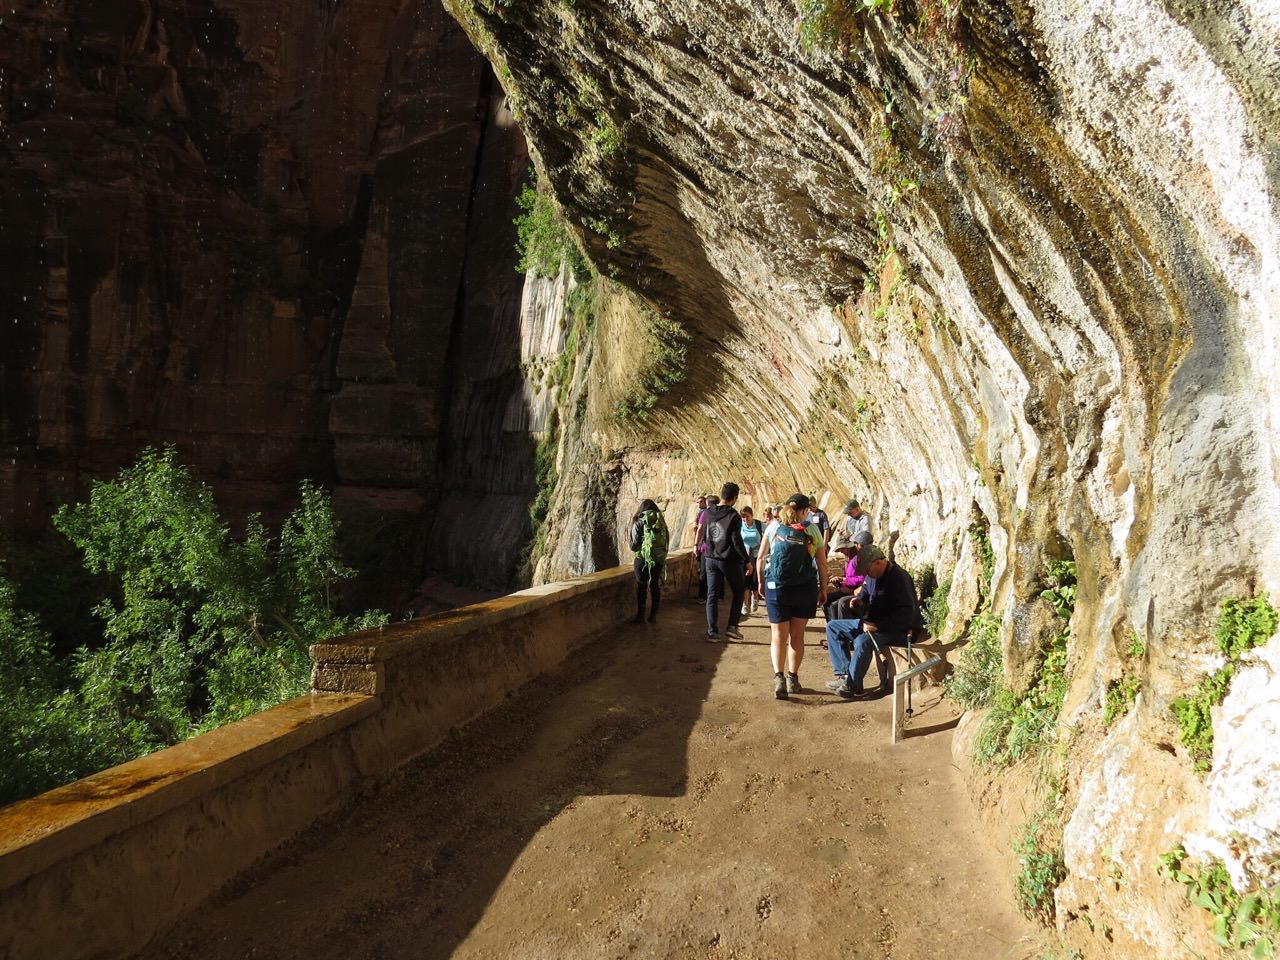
[
  {"xmin": 825, "ymin": 678, "xmax": 847, "ymax": 691},
  {"xmin": 773, "ymin": 672, "xmax": 788, "ymax": 700},
  {"xmin": 787, "ymin": 672, "xmax": 801, "ymax": 693},
  {"xmin": 835, "ymin": 681, "xmax": 867, "ymax": 699},
  {"xmin": 706, "ymin": 629, "xmax": 722, "ymax": 642},
  {"xmin": 725, "ymin": 625, "xmax": 744, "ymax": 640}
]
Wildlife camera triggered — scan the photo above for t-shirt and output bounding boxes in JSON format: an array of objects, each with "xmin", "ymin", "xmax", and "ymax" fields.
[
  {"xmin": 740, "ymin": 518, "xmax": 764, "ymax": 555},
  {"xmin": 806, "ymin": 507, "xmax": 830, "ymax": 540},
  {"xmin": 846, "ymin": 512, "xmax": 872, "ymax": 542}
]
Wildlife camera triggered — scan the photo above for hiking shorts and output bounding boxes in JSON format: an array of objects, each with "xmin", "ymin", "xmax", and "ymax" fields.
[{"xmin": 764, "ymin": 581, "xmax": 818, "ymax": 623}]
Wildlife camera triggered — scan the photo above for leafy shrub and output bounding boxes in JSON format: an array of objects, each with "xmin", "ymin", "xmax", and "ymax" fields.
[
  {"xmin": 945, "ymin": 609, "xmax": 1000, "ymax": 709},
  {"xmin": 1102, "ymin": 673, "xmax": 1141, "ymax": 727},
  {"xmin": 514, "ymin": 177, "xmax": 586, "ymax": 279},
  {"xmin": 1159, "ymin": 846, "xmax": 1280, "ymax": 956},
  {"xmin": 976, "ymin": 626, "xmax": 1070, "ymax": 767},
  {"xmin": 613, "ymin": 307, "xmax": 690, "ymax": 423},
  {"xmin": 794, "ymin": 0, "xmax": 895, "ymax": 49},
  {"xmin": 1171, "ymin": 594, "xmax": 1277, "ymax": 774},
  {"xmin": 923, "ymin": 577, "xmax": 950, "ymax": 638},
  {"xmin": 0, "ymin": 447, "xmax": 386, "ymax": 806},
  {"xmin": 1040, "ymin": 559, "xmax": 1077, "ymax": 619},
  {"xmin": 1015, "ymin": 817, "xmax": 1066, "ymax": 924}
]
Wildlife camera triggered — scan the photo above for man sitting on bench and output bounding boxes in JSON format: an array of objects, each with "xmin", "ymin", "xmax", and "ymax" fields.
[{"xmin": 824, "ymin": 545, "xmax": 918, "ymax": 698}]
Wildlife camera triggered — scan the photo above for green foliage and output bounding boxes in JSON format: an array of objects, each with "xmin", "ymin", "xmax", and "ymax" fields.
[
  {"xmin": 794, "ymin": 0, "xmax": 895, "ymax": 50},
  {"xmin": 971, "ymin": 523, "xmax": 995, "ymax": 598},
  {"xmin": 974, "ymin": 558, "xmax": 1075, "ymax": 767},
  {"xmin": 1040, "ymin": 559, "xmax": 1077, "ymax": 619},
  {"xmin": 0, "ymin": 448, "xmax": 385, "ymax": 806},
  {"xmin": 923, "ymin": 578, "xmax": 951, "ymax": 638},
  {"xmin": 1171, "ymin": 594, "xmax": 1277, "ymax": 775},
  {"xmin": 613, "ymin": 307, "xmax": 690, "ymax": 423},
  {"xmin": 1102, "ymin": 673, "xmax": 1141, "ymax": 728},
  {"xmin": 1014, "ymin": 817, "xmax": 1066, "ymax": 925},
  {"xmin": 1160, "ymin": 846, "xmax": 1280, "ymax": 956},
  {"xmin": 514, "ymin": 177, "xmax": 586, "ymax": 279},
  {"xmin": 945, "ymin": 610, "xmax": 1001, "ymax": 709}
]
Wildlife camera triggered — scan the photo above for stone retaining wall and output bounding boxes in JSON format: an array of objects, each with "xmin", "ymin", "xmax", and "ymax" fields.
[{"xmin": 0, "ymin": 551, "xmax": 693, "ymax": 960}]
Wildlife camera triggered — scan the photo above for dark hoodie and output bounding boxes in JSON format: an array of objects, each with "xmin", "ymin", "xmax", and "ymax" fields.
[{"xmin": 700, "ymin": 505, "xmax": 748, "ymax": 563}]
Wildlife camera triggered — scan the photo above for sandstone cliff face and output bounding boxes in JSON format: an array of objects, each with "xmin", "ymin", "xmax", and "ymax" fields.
[
  {"xmin": 0, "ymin": 0, "xmax": 532, "ymax": 598},
  {"xmin": 446, "ymin": 0, "xmax": 1279, "ymax": 953}
]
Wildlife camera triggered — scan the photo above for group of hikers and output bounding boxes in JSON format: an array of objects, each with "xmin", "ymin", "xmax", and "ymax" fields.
[{"xmin": 628, "ymin": 485, "xmax": 918, "ymax": 701}]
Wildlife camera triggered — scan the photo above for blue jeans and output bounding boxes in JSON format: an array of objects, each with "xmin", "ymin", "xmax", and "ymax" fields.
[{"xmin": 825, "ymin": 620, "xmax": 906, "ymax": 691}]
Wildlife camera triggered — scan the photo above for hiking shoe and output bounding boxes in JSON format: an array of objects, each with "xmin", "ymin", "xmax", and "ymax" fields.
[
  {"xmin": 835, "ymin": 682, "xmax": 867, "ymax": 699},
  {"xmin": 740, "ymin": 607, "xmax": 750, "ymax": 619},
  {"xmin": 725, "ymin": 626, "xmax": 744, "ymax": 640},
  {"xmin": 773, "ymin": 672, "xmax": 788, "ymax": 700},
  {"xmin": 825, "ymin": 678, "xmax": 847, "ymax": 691},
  {"xmin": 787, "ymin": 672, "xmax": 801, "ymax": 693},
  {"xmin": 706, "ymin": 629, "xmax": 722, "ymax": 642}
]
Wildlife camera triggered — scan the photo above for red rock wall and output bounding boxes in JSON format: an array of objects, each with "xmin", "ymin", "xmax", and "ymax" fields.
[{"xmin": 0, "ymin": 0, "xmax": 531, "ymax": 599}]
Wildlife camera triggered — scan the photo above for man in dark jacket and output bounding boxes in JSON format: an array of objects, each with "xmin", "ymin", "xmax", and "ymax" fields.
[
  {"xmin": 824, "ymin": 545, "xmax": 917, "ymax": 697},
  {"xmin": 702, "ymin": 482, "xmax": 750, "ymax": 641}
]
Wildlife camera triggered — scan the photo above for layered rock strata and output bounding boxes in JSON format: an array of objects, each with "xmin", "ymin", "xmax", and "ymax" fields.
[{"xmin": 446, "ymin": 0, "xmax": 1280, "ymax": 954}]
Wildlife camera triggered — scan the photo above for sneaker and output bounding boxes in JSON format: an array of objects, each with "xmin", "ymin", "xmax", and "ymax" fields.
[
  {"xmin": 706, "ymin": 629, "xmax": 722, "ymax": 642},
  {"xmin": 825, "ymin": 678, "xmax": 846, "ymax": 691},
  {"xmin": 740, "ymin": 607, "xmax": 750, "ymax": 619},
  {"xmin": 835, "ymin": 681, "xmax": 867, "ymax": 699},
  {"xmin": 773, "ymin": 672, "xmax": 788, "ymax": 700},
  {"xmin": 787, "ymin": 672, "xmax": 801, "ymax": 693},
  {"xmin": 725, "ymin": 626, "xmax": 744, "ymax": 640}
]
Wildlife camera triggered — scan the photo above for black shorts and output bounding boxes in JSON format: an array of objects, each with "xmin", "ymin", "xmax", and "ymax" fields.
[{"xmin": 764, "ymin": 581, "xmax": 818, "ymax": 623}]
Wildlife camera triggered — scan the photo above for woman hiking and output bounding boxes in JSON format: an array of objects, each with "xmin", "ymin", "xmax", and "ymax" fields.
[
  {"xmin": 629, "ymin": 499, "xmax": 670, "ymax": 624},
  {"xmin": 739, "ymin": 505, "xmax": 765, "ymax": 619},
  {"xmin": 757, "ymin": 493, "xmax": 827, "ymax": 700}
]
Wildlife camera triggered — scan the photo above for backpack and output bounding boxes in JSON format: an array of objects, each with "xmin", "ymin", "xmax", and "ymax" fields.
[
  {"xmin": 767, "ymin": 523, "xmax": 815, "ymax": 588},
  {"xmin": 638, "ymin": 510, "xmax": 668, "ymax": 571},
  {"xmin": 703, "ymin": 508, "xmax": 738, "ymax": 560}
]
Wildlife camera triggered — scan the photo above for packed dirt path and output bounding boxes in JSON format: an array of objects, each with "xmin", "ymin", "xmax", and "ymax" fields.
[{"xmin": 139, "ymin": 595, "xmax": 1037, "ymax": 960}]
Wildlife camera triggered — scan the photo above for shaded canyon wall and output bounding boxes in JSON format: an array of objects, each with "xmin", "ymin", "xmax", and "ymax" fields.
[{"xmin": 0, "ymin": 0, "xmax": 537, "ymax": 600}]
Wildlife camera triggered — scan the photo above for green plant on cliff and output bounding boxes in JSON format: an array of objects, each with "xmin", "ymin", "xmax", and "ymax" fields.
[
  {"xmin": 614, "ymin": 306, "xmax": 690, "ymax": 423},
  {"xmin": 1171, "ymin": 594, "xmax": 1278, "ymax": 775},
  {"xmin": 945, "ymin": 609, "xmax": 1001, "ymax": 709},
  {"xmin": 923, "ymin": 577, "xmax": 951, "ymax": 638},
  {"xmin": 0, "ymin": 448, "xmax": 386, "ymax": 807},
  {"xmin": 515, "ymin": 176, "xmax": 587, "ymax": 279},
  {"xmin": 795, "ymin": 0, "xmax": 895, "ymax": 50},
  {"xmin": 974, "ymin": 559, "xmax": 1075, "ymax": 767},
  {"xmin": 1015, "ymin": 814, "xmax": 1066, "ymax": 925},
  {"xmin": 1159, "ymin": 846, "xmax": 1280, "ymax": 956}
]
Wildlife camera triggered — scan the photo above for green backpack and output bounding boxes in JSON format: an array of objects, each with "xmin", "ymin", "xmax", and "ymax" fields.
[{"xmin": 639, "ymin": 510, "xmax": 669, "ymax": 571}]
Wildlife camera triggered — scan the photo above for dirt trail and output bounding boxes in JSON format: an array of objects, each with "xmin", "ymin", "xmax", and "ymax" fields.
[{"xmin": 140, "ymin": 597, "xmax": 1037, "ymax": 960}]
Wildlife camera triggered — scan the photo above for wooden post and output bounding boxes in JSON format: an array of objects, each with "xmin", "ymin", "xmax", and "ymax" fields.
[{"xmin": 891, "ymin": 655, "xmax": 943, "ymax": 744}]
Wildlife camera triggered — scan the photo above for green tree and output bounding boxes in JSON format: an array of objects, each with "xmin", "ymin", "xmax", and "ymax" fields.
[{"xmin": 0, "ymin": 448, "xmax": 389, "ymax": 807}]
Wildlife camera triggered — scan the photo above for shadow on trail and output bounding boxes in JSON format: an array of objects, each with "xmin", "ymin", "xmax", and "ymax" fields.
[{"xmin": 138, "ymin": 598, "xmax": 727, "ymax": 960}]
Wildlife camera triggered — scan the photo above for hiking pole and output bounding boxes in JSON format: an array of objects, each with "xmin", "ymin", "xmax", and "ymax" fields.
[{"xmin": 905, "ymin": 631, "xmax": 914, "ymax": 719}]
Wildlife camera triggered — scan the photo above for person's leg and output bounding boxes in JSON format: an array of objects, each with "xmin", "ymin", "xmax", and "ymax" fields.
[
  {"xmin": 825, "ymin": 619, "xmax": 860, "ymax": 677},
  {"xmin": 843, "ymin": 631, "xmax": 878, "ymax": 693},
  {"xmin": 725, "ymin": 562, "xmax": 747, "ymax": 631},
  {"xmin": 705, "ymin": 558, "xmax": 724, "ymax": 634},
  {"xmin": 697, "ymin": 554, "xmax": 707, "ymax": 600},
  {"xmin": 787, "ymin": 618, "xmax": 807, "ymax": 675},
  {"xmin": 632, "ymin": 559, "xmax": 647, "ymax": 623},
  {"xmin": 649, "ymin": 561, "xmax": 663, "ymax": 621},
  {"xmin": 765, "ymin": 589, "xmax": 790, "ymax": 699}
]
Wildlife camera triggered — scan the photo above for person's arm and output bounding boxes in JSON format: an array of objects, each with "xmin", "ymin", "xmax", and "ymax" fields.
[
  {"xmin": 756, "ymin": 527, "xmax": 771, "ymax": 573},
  {"xmin": 866, "ymin": 568, "xmax": 915, "ymax": 633},
  {"xmin": 629, "ymin": 519, "xmax": 642, "ymax": 552},
  {"xmin": 814, "ymin": 529, "xmax": 828, "ymax": 603}
]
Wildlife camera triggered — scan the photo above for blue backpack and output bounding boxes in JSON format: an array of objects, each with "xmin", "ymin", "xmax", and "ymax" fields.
[{"xmin": 767, "ymin": 523, "xmax": 814, "ymax": 588}]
